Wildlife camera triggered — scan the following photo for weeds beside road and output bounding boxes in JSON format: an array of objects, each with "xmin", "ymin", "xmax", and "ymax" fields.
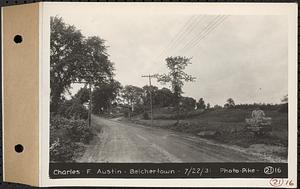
[{"xmin": 50, "ymin": 116, "xmax": 96, "ymax": 162}]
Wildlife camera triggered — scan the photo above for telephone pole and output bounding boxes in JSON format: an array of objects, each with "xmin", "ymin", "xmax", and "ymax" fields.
[
  {"xmin": 73, "ymin": 80, "xmax": 93, "ymax": 127},
  {"xmin": 141, "ymin": 74, "xmax": 156, "ymax": 126}
]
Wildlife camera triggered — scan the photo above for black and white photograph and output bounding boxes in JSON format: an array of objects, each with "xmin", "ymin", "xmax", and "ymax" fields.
[{"xmin": 49, "ymin": 5, "xmax": 289, "ymax": 166}]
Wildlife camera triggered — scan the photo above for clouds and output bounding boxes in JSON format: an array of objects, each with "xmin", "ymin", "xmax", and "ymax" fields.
[{"xmin": 48, "ymin": 4, "xmax": 288, "ymax": 105}]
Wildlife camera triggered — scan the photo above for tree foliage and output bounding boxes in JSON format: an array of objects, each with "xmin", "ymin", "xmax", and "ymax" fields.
[
  {"xmin": 120, "ymin": 85, "xmax": 144, "ymax": 112},
  {"xmin": 142, "ymin": 85, "xmax": 158, "ymax": 108},
  {"xmin": 50, "ymin": 16, "xmax": 115, "ymax": 114},
  {"xmin": 181, "ymin": 97, "xmax": 196, "ymax": 111},
  {"xmin": 57, "ymin": 99, "xmax": 88, "ymax": 120},
  {"xmin": 154, "ymin": 87, "xmax": 174, "ymax": 107},
  {"xmin": 155, "ymin": 56, "xmax": 195, "ymax": 123},
  {"xmin": 214, "ymin": 105, "xmax": 223, "ymax": 110},
  {"xmin": 141, "ymin": 86, "xmax": 174, "ymax": 108},
  {"xmin": 224, "ymin": 98, "xmax": 235, "ymax": 108},
  {"xmin": 206, "ymin": 103, "xmax": 211, "ymax": 110},
  {"xmin": 92, "ymin": 80, "xmax": 122, "ymax": 114},
  {"xmin": 79, "ymin": 36, "xmax": 114, "ymax": 85},
  {"xmin": 155, "ymin": 56, "xmax": 195, "ymax": 95},
  {"xmin": 196, "ymin": 98, "xmax": 206, "ymax": 110},
  {"xmin": 234, "ymin": 103, "xmax": 281, "ymax": 110},
  {"xmin": 50, "ymin": 16, "xmax": 85, "ymax": 112}
]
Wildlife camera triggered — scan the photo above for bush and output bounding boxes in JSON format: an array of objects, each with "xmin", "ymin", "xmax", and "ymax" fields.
[
  {"xmin": 67, "ymin": 119, "xmax": 95, "ymax": 144},
  {"xmin": 50, "ymin": 138, "xmax": 84, "ymax": 162},
  {"xmin": 51, "ymin": 116, "xmax": 94, "ymax": 144},
  {"xmin": 50, "ymin": 116, "xmax": 95, "ymax": 162},
  {"xmin": 57, "ymin": 99, "xmax": 88, "ymax": 120}
]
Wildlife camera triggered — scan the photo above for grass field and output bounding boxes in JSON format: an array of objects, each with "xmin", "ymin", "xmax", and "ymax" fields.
[{"xmin": 130, "ymin": 108, "xmax": 288, "ymax": 159}]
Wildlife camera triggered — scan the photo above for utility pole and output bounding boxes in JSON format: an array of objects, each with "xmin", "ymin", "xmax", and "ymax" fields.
[
  {"xmin": 73, "ymin": 80, "xmax": 93, "ymax": 127},
  {"xmin": 141, "ymin": 74, "xmax": 156, "ymax": 126}
]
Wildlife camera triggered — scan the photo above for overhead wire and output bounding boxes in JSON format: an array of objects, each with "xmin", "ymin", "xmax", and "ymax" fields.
[
  {"xmin": 181, "ymin": 15, "xmax": 228, "ymax": 52},
  {"xmin": 152, "ymin": 15, "xmax": 229, "ymax": 65},
  {"xmin": 152, "ymin": 15, "xmax": 205, "ymax": 63}
]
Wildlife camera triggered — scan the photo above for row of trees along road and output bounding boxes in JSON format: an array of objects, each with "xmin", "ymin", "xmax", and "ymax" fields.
[
  {"xmin": 51, "ymin": 16, "xmax": 287, "ymax": 128},
  {"xmin": 50, "ymin": 16, "xmax": 117, "ymax": 124},
  {"xmin": 50, "ymin": 14, "xmax": 200, "ymax": 123},
  {"xmin": 50, "ymin": 16, "xmax": 118, "ymax": 161}
]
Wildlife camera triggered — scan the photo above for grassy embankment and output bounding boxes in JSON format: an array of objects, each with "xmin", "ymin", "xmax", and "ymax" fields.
[{"xmin": 129, "ymin": 107, "xmax": 288, "ymax": 158}]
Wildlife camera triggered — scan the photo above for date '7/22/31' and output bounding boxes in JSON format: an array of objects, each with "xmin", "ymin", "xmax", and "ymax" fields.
[{"xmin": 184, "ymin": 167, "xmax": 210, "ymax": 177}]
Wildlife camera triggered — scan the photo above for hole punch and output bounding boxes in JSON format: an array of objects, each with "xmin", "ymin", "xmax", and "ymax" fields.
[
  {"xmin": 14, "ymin": 35, "xmax": 23, "ymax": 44},
  {"xmin": 15, "ymin": 144, "xmax": 24, "ymax": 153}
]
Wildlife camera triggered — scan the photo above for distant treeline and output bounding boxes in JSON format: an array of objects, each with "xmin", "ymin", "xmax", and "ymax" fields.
[
  {"xmin": 232, "ymin": 103, "xmax": 288, "ymax": 113},
  {"xmin": 234, "ymin": 103, "xmax": 284, "ymax": 110}
]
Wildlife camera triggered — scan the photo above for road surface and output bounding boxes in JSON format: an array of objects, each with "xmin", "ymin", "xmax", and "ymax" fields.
[{"xmin": 78, "ymin": 116, "xmax": 265, "ymax": 162}]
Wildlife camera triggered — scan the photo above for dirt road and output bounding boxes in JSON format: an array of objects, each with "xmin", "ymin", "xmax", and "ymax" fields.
[{"xmin": 78, "ymin": 116, "xmax": 266, "ymax": 163}]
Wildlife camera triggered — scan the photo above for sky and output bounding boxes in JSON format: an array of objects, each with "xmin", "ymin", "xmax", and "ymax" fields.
[{"xmin": 47, "ymin": 3, "xmax": 288, "ymax": 106}]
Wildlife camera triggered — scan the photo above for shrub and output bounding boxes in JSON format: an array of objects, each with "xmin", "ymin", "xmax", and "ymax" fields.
[
  {"xmin": 50, "ymin": 116, "xmax": 95, "ymax": 162},
  {"xmin": 51, "ymin": 116, "xmax": 94, "ymax": 144},
  {"xmin": 66, "ymin": 119, "xmax": 95, "ymax": 144},
  {"xmin": 57, "ymin": 99, "xmax": 88, "ymax": 120},
  {"xmin": 50, "ymin": 138, "xmax": 84, "ymax": 162}
]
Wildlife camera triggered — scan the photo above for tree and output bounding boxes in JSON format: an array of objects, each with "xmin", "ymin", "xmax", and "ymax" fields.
[
  {"xmin": 50, "ymin": 16, "xmax": 85, "ymax": 113},
  {"xmin": 214, "ymin": 104, "xmax": 222, "ymax": 110},
  {"xmin": 154, "ymin": 87, "xmax": 174, "ymax": 107},
  {"xmin": 82, "ymin": 36, "xmax": 115, "ymax": 124},
  {"xmin": 206, "ymin": 103, "xmax": 211, "ymax": 110},
  {"xmin": 196, "ymin": 98, "xmax": 206, "ymax": 110},
  {"xmin": 181, "ymin": 97, "xmax": 196, "ymax": 111},
  {"xmin": 92, "ymin": 80, "xmax": 122, "ymax": 114},
  {"xmin": 79, "ymin": 36, "xmax": 114, "ymax": 86},
  {"xmin": 155, "ymin": 56, "xmax": 195, "ymax": 124},
  {"xmin": 224, "ymin": 98, "xmax": 235, "ymax": 108},
  {"xmin": 142, "ymin": 85, "xmax": 158, "ymax": 109},
  {"xmin": 121, "ymin": 85, "xmax": 144, "ymax": 116},
  {"xmin": 50, "ymin": 16, "xmax": 115, "ymax": 116}
]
